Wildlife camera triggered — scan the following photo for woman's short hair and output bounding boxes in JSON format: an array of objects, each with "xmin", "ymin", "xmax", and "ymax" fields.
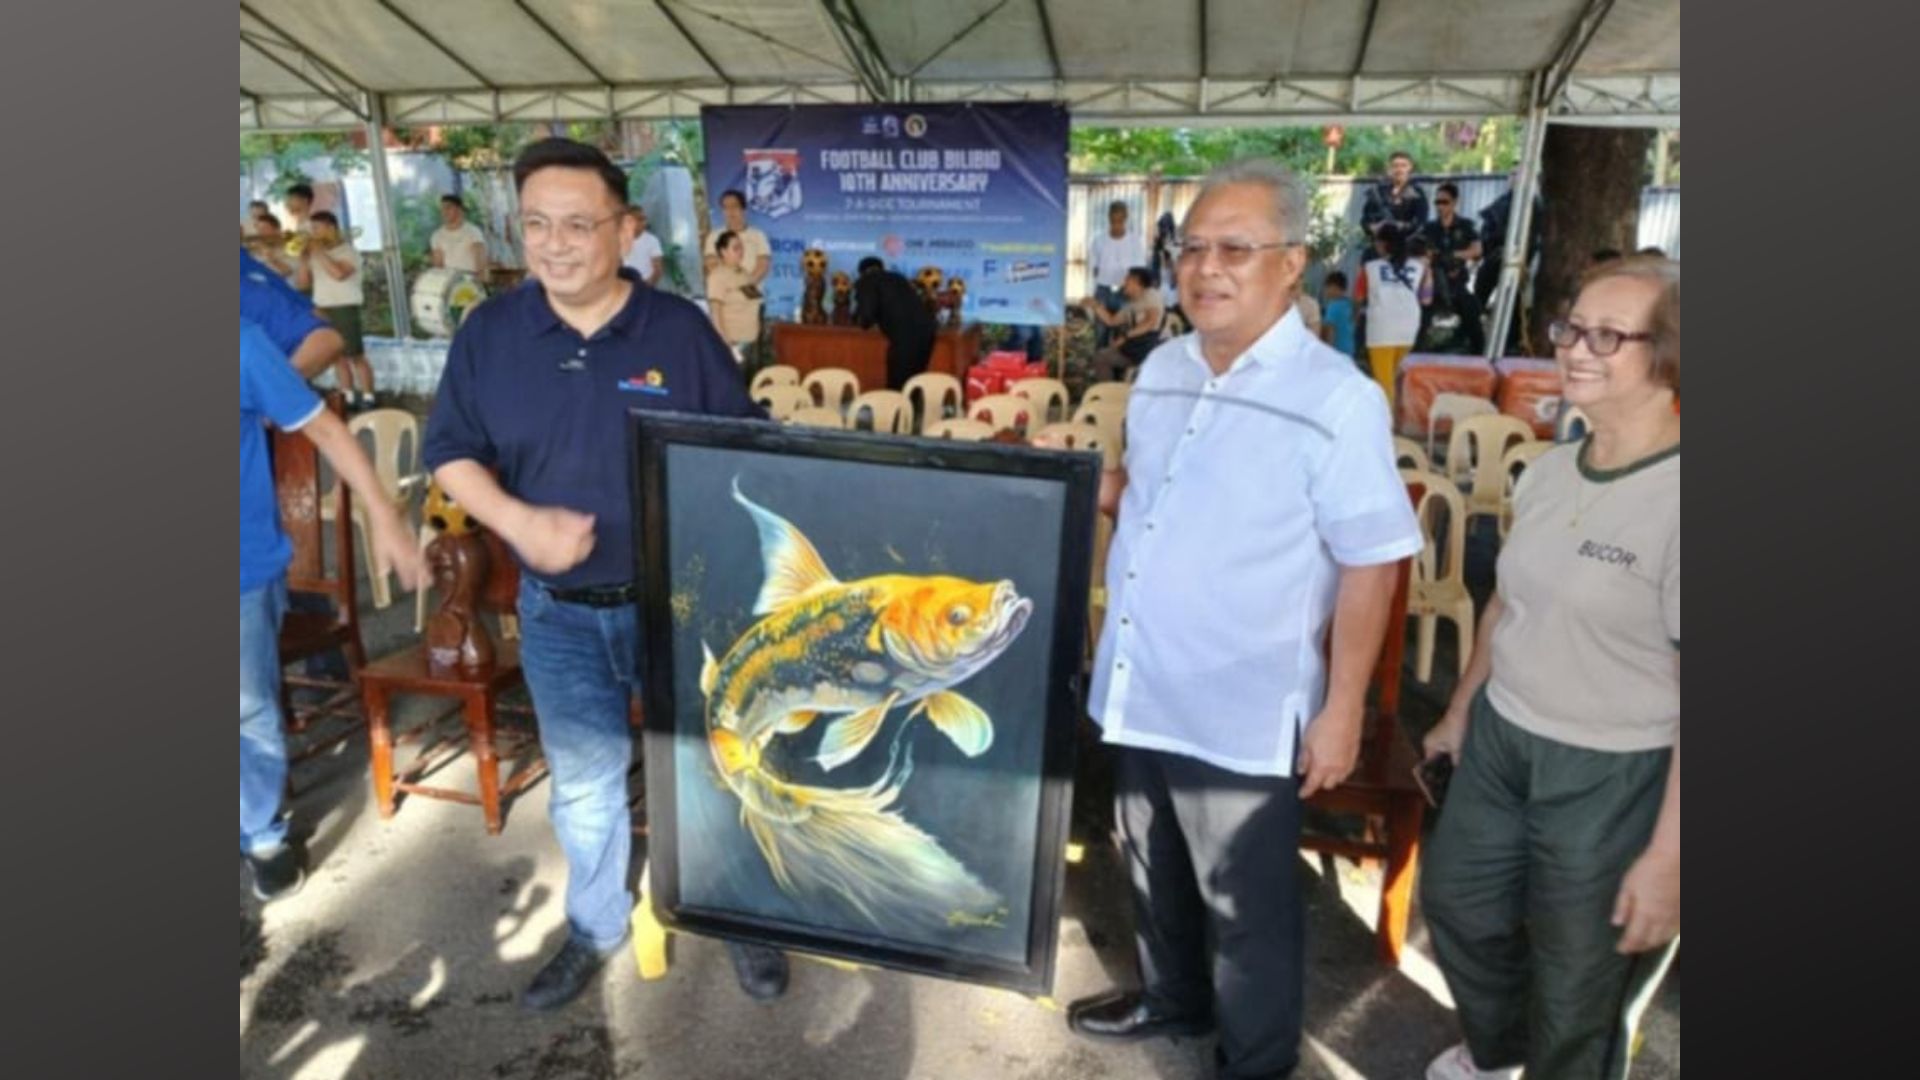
[{"xmin": 1578, "ymin": 255, "xmax": 1681, "ymax": 396}]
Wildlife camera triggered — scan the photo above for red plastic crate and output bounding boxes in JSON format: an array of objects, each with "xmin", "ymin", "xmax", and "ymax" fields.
[
  {"xmin": 1495, "ymin": 357, "xmax": 1563, "ymax": 438},
  {"xmin": 1398, "ymin": 354, "xmax": 1496, "ymax": 437}
]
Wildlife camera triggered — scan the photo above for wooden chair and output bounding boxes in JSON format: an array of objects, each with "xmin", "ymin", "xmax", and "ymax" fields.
[
  {"xmin": 358, "ymin": 532, "xmax": 544, "ymax": 835},
  {"xmin": 753, "ymin": 383, "xmax": 811, "ymax": 422},
  {"xmin": 923, "ymin": 418, "xmax": 996, "ymax": 441},
  {"xmin": 968, "ymin": 393, "xmax": 1036, "ymax": 437},
  {"xmin": 319, "ymin": 409, "xmax": 424, "ymax": 611},
  {"xmin": 1499, "ymin": 440, "xmax": 1553, "ymax": 539},
  {"xmin": 1393, "ymin": 436, "xmax": 1431, "ymax": 474},
  {"xmin": 1300, "ymin": 553, "xmax": 1426, "ymax": 966},
  {"xmin": 1080, "ymin": 380, "xmax": 1132, "ymax": 411},
  {"xmin": 749, "ymin": 364, "xmax": 801, "ymax": 397},
  {"xmin": 801, "ymin": 367, "xmax": 861, "ymax": 414},
  {"xmin": 1011, "ymin": 377, "xmax": 1072, "ymax": 428},
  {"xmin": 273, "ymin": 397, "xmax": 368, "ymax": 758},
  {"xmin": 903, "ymin": 372, "xmax": 964, "ymax": 434},
  {"xmin": 1402, "ymin": 469, "xmax": 1475, "ymax": 682},
  {"xmin": 1447, "ymin": 415, "xmax": 1537, "ymax": 523},
  {"xmin": 848, "ymin": 389, "xmax": 912, "ymax": 434},
  {"xmin": 1426, "ymin": 392, "xmax": 1499, "ymax": 468},
  {"xmin": 787, "ymin": 406, "xmax": 848, "ymax": 429}
]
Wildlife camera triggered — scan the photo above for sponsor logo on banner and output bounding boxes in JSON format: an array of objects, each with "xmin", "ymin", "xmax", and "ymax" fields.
[
  {"xmin": 743, "ymin": 149, "xmax": 803, "ymax": 219},
  {"xmin": 1006, "ymin": 260, "xmax": 1052, "ymax": 284},
  {"xmin": 882, "ymin": 115, "xmax": 900, "ymax": 138},
  {"xmin": 861, "ymin": 115, "xmax": 881, "ymax": 135},
  {"xmin": 904, "ymin": 114, "xmax": 927, "ymax": 138}
]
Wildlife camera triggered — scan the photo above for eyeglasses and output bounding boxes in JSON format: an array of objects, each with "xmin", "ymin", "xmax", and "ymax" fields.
[
  {"xmin": 518, "ymin": 211, "xmax": 623, "ymax": 244},
  {"xmin": 1175, "ymin": 238, "xmax": 1301, "ymax": 266},
  {"xmin": 1434, "ymin": 199, "xmax": 1454, "ymax": 206},
  {"xmin": 1547, "ymin": 319, "xmax": 1653, "ymax": 357}
]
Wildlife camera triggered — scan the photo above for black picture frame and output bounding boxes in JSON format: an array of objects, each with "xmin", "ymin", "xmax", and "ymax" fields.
[{"xmin": 630, "ymin": 411, "xmax": 1098, "ymax": 995}]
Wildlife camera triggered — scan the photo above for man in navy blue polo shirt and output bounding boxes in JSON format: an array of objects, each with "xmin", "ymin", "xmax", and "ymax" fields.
[{"xmin": 422, "ymin": 138, "xmax": 783, "ymax": 1012}]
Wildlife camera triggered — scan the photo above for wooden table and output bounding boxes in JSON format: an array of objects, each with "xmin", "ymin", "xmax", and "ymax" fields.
[
  {"xmin": 772, "ymin": 322, "xmax": 981, "ymax": 389},
  {"xmin": 357, "ymin": 639, "xmax": 546, "ymax": 835}
]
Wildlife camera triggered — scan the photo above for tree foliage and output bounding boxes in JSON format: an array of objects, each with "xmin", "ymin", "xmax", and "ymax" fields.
[{"xmin": 1069, "ymin": 119, "xmax": 1519, "ymax": 178}]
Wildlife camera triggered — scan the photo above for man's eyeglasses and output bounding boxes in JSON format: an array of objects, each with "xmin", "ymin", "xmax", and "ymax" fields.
[
  {"xmin": 1175, "ymin": 238, "xmax": 1301, "ymax": 266},
  {"xmin": 519, "ymin": 211, "xmax": 623, "ymax": 244},
  {"xmin": 1547, "ymin": 319, "xmax": 1653, "ymax": 357},
  {"xmin": 1434, "ymin": 199, "xmax": 1454, "ymax": 207}
]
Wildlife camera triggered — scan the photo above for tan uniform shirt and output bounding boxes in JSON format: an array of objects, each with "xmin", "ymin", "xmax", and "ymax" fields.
[{"xmin": 1488, "ymin": 440, "xmax": 1681, "ymax": 752}]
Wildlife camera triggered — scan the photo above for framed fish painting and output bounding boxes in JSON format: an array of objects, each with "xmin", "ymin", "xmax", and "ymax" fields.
[{"xmin": 629, "ymin": 411, "xmax": 1099, "ymax": 994}]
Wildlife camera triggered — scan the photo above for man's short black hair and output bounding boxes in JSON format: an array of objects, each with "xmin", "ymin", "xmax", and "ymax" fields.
[
  {"xmin": 512, "ymin": 137, "xmax": 629, "ymax": 205},
  {"xmin": 309, "ymin": 210, "xmax": 340, "ymax": 228},
  {"xmin": 1389, "ymin": 151, "xmax": 1414, "ymax": 164},
  {"xmin": 253, "ymin": 212, "xmax": 281, "ymax": 229},
  {"xmin": 1125, "ymin": 265, "xmax": 1156, "ymax": 289},
  {"xmin": 1108, "ymin": 200, "xmax": 1129, "ymax": 216},
  {"xmin": 714, "ymin": 230, "xmax": 740, "ymax": 253},
  {"xmin": 858, "ymin": 256, "xmax": 884, "ymax": 275},
  {"xmin": 440, "ymin": 194, "xmax": 464, "ymax": 208},
  {"xmin": 1324, "ymin": 270, "xmax": 1348, "ymax": 289},
  {"xmin": 1637, "ymin": 245, "xmax": 1667, "ymax": 258},
  {"xmin": 249, "ymin": 199, "xmax": 270, "ymax": 212},
  {"xmin": 286, "ymin": 182, "xmax": 314, "ymax": 202},
  {"xmin": 1591, "ymin": 247, "xmax": 1623, "ymax": 264},
  {"xmin": 1436, "ymin": 182, "xmax": 1460, "ymax": 200},
  {"xmin": 720, "ymin": 189, "xmax": 747, "ymax": 210}
]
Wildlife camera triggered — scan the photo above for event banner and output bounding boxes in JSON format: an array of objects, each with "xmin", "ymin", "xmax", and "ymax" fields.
[{"xmin": 701, "ymin": 103, "xmax": 1069, "ymax": 327}]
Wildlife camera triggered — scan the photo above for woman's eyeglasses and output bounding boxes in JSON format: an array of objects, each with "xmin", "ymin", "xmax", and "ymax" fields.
[{"xmin": 1547, "ymin": 319, "xmax": 1652, "ymax": 357}]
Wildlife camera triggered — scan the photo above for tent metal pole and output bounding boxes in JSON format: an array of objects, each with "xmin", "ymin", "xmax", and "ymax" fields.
[
  {"xmin": 365, "ymin": 96, "xmax": 412, "ymax": 341},
  {"xmin": 1485, "ymin": 79, "xmax": 1548, "ymax": 360}
]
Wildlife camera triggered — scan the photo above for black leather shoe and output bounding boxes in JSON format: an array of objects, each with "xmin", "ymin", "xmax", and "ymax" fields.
[
  {"xmin": 727, "ymin": 941, "xmax": 789, "ymax": 1001},
  {"xmin": 1067, "ymin": 991, "xmax": 1213, "ymax": 1041},
  {"xmin": 246, "ymin": 840, "xmax": 307, "ymax": 902},
  {"xmin": 521, "ymin": 938, "xmax": 620, "ymax": 1011}
]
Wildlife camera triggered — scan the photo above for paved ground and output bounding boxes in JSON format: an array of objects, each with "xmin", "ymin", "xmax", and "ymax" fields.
[{"xmin": 241, "ymin": 513, "xmax": 1678, "ymax": 1080}]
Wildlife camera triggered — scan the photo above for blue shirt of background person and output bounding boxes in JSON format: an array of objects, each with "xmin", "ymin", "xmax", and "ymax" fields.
[
  {"xmin": 241, "ymin": 248, "xmax": 330, "ymax": 357},
  {"xmin": 1320, "ymin": 270, "xmax": 1357, "ymax": 357},
  {"xmin": 240, "ymin": 318, "xmax": 324, "ymax": 591}
]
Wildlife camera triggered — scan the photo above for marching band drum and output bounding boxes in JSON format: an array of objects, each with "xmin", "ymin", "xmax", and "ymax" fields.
[{"xmin": 410, "ymin": 267, "xmax": 488, "ymax": 339}]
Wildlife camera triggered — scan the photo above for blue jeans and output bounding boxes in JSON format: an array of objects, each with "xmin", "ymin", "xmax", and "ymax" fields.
[
  {"xmin": 1093, "ymin": 285, "xmax": 1125, "ymax": 348},
  {"xmin": 240, "ymin": 580, "xmax": 291, "ymax": 855},
  {"xmin": 516, "ymin": 578, "xmax": 638, "ymax": 952}
]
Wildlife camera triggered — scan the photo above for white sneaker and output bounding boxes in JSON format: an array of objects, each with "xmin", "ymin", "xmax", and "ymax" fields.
[{"xmin": 1426, "ymin": 1043, "xmax": 1522, "ymax": 1080}]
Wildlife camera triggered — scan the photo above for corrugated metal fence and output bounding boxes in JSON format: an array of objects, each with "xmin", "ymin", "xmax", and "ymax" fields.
[{"xmin": 1066, "ymin": 174, "xmax": 1680, "ymax": 298}]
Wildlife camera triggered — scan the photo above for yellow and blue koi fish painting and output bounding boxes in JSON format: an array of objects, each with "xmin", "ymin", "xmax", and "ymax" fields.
[{"xmin": 696, "ymin": 477, "xmax": 1032, "ymax": 936}]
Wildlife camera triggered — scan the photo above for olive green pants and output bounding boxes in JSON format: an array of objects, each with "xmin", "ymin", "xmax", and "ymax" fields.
[{"xmin": 1421, "ymin": 690, "xmax": 1678, "ymax": 1079}]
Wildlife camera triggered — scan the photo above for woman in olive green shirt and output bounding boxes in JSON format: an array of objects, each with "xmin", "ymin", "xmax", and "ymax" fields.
[{"xmin": 1420, "ymin": 256, "xmax": 1681, "ymax": 1080}]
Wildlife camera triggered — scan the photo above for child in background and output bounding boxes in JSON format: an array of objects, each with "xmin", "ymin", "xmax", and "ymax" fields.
[
  {"xmin": 1353, "ymin": 230, "xmax": 1431, "ymax": 409},
  {"xmin": 1320, "ymin": 271, "xmax": 1356, "ymax": 359}
]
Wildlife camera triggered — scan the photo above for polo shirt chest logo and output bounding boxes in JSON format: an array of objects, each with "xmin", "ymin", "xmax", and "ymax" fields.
[
  {"xmin": 617, "ymin": 369, "xmax": 670, "ymax": 396},
  {"xmin": 1576, "ymin": 538, "xmax": 1639, "ymax": 570}
]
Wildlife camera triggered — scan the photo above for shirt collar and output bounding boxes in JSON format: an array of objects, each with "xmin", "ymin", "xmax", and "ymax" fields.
[
  {"xmin": 525, "ymin": 267, "xmax": 649, "ymax": 339},
  {"xmin": 1182, "ymin": 304, "xmax": 1310, "ymax": 376}
]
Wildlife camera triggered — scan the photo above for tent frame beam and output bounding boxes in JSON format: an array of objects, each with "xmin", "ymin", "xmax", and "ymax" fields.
[
  {"xmin": 668, "ymin": 0, "xmax": 859, "ymax": 78},
  {"xmin": 363, "ymin": 95, "xmax": 411, "ymax": 342},
  {"xmin": 907, "ymin": 0, "xmax": 1016, "ymax": 78},
  {"xmin": 817, "ymin": 0, "xmax": 893, "ymax": 100},
  {"xmin": 511, "ymin": 0, "xmax": 615, "ymax": 89},
  {"xmin": 651, "ymin": 0, "xmax": 733, "ymax": 85},
  {"xmin": 373, "ymin": 0, "xmax": 499, "ymax": 91},
  {"xmin": 239, "ymin": 20, "xmax": 368, "ymax": 121}
]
